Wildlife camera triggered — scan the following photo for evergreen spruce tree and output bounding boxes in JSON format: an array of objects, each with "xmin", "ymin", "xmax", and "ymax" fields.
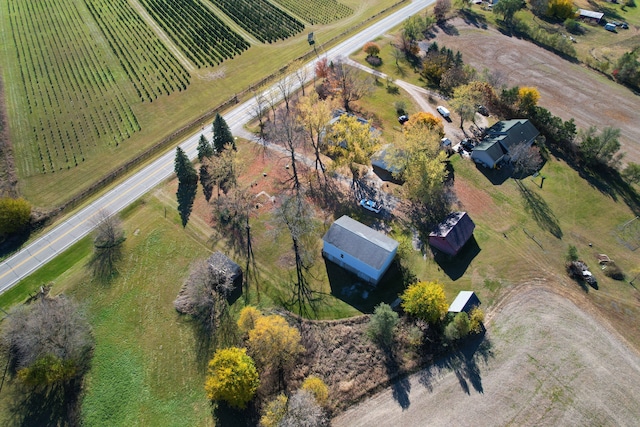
[
  {"xmin": 197, "ymin": 134, "xmax": 214, "ymax": 162},
  {"xmin": 174, "ymin": 147, "xmax": 198, "ymax": 227},
  {"xmin": 212, "ymin": 113, "xmax": 235, "ymax": 153}
]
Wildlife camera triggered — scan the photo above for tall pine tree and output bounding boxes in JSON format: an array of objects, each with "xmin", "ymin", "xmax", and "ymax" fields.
[
  {"xmin": 174, "ymin": 147, "xmax": 198, "ymax": 227},
  {"xmin": 197, "ymin": 134, "xmax": 214, "ymax": 162},
  {"xmin": 212, "ymin": 113, "xmax": 235, "ymax": 153}
]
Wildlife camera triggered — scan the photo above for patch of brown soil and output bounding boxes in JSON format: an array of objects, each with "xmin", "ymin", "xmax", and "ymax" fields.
[
  {"xmin": 452, "ymin": 176, "xmax": 496, "ymax": 216},
  {"xmin": 282, "ymin": 312, "xmax": 430, "ymax": 415}
]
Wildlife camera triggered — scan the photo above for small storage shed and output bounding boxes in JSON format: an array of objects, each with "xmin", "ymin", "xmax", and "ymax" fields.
[
  {"xmin": 429, "ymin": 212, "xmax": 476, "ymax": 256},
  {"xmin": 322, "ymin": 216, "xmax": 399, "ymax": 286},
  {"xmin": 448, "ymin": 291, "xmax": 481, "ymax": 313}
]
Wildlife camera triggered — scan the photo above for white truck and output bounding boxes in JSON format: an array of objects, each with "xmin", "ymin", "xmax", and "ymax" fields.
[{"xmin": 436, "ymin": 105, "xmax": 450, "ymax": 118}]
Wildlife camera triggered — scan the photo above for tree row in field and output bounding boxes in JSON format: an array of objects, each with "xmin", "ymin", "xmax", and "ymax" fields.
[
  {"xmin": 7, "ymin": 0, "xmax": 140, "ymax": 175},
  {"xmin": 84, "ymin": 0, "xmax": 191, "ymax": 102},
  {"xmin": 207, "ymin": 0, "xmax": 304, "ymax": 43},
  {"xmin": 273, "ymin": 0, "xmax": 353, "ymax": 25},
  {"xmin": 137, "ymin": 0, "xmax": 249, "ymax": 68}
]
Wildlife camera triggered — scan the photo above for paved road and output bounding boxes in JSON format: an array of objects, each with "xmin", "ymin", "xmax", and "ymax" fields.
[{"xmin": 0, "ymin": 0, "xmax": 435, "ymax": 293}]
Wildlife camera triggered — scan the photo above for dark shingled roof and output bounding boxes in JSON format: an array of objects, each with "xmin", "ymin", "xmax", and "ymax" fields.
[
  {"xmin": 473, "ymin": 139, "xmax": 508, "ymax": 163},
  {"xmin": 429, "ymin": 212, "xmax": 475, "ymax": 254},
  {"xmin": 323, "ymin": 216, "xmax": 398, "ymax": 270},
  {"xmin": 485, "ymin": 119, "xmax": 540, "ymax": 151}
]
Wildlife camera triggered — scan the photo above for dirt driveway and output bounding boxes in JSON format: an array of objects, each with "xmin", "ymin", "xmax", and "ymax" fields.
[
  {"xmin": 430, "ymin": 19, "xmax": 640, "ymax": 165},
  {"xmin": 333, "ymin": 285, "xmax": 640, "ymax": 426}
]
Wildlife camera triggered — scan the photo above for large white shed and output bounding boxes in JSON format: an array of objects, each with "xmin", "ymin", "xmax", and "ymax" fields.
[{"xmin": 322, "ymin": 216, "xmax": 398, "ymax": 286}]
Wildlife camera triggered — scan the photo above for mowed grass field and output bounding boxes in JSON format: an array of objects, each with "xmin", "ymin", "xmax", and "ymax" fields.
[
  {"xmin": 0, "ymin": 0, "xmax": 401, "ymax": 208},
  {"xmin": 1, "ymin": 127, "xmax": 639, "ymax": 424}
]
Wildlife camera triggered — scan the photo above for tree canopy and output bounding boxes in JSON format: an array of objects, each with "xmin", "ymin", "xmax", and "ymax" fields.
[
  {"xmin": 0, "ymin": 197, "xmax": 31, "ymax": 238},
  {"xmin": 400, "ymin": 281, "xmax": 448, "ymax": 324},
  {"xmin": 89, "ymin": 211, "xmax": 126, "ymax": 280},
  {"xmin": 326, "ymin": 114, "xmax": 380, "ymax": 184},
  {"xmin": 493, "ymin": 0, "xmax": 525, "ymax": 27},
  {"xmin": 0, "ymin": 295, "xmax": 94, "ymax": 387},
  {"xmin": 247, "ymin": 314, "xmax": 304, "ymax": 371},
  {"xmin": 578, "ymin": 126, "xmax": 624, "ymax": 168},
  {"xmin": 212, "ymin": 113, "xmax": 235, "ymax": 153},
  {"xmin": 367, "ymin": 303, "xmax": 399, "ymax": 347},
  {"xmin": 175, "ymin": 147, "xmax": 198, "ymax": 227},
  {"xmin": 204, "ymin": 347, "xmax": 259, "ymax": 409},
  {"xmin": 197, "ymin": 134, "xmax": 214, "ymax": 162}
]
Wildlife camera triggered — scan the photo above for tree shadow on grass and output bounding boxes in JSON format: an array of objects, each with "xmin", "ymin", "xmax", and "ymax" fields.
[
  {"xmin": 460, "ymin": 9, "xmax": 488, "ymax": 29},
  {"xmin": 418, "ymin": 331, "xmax": 493, "ymax": 395},
  {"xmin": 213, "ymin": 401, "xmax": 256, "ymax": 427},
  {"xmin": 8, "ymin": 380, "xmax": 82, "ymax": 427},
  {"xmin": 516, "ymin": 179, "xmax": 563, "ymax": 239}
]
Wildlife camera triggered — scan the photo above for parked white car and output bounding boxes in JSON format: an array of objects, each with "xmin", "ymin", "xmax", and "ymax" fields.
[{"xmin": 360, "ymin": 199, "xmax": 382, "ymax": 214}]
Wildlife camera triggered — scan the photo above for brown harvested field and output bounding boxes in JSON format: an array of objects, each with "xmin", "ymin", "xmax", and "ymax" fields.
[
  {"xmin": 333, "ymin": 285, "xmax": 640, "ymax": 426},
  {"xmin": 431, "ymin": 18, "xmax": 640, "ymax": 164}
]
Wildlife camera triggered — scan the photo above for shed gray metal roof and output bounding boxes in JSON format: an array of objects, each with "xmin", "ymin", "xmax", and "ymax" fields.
[
  {"xmin": 579, "ymin": 9, "xmax": 604, "ymax": 19},
  {"xmin": 448, "ymin": 291, "xmax": 478, "ymax": 313},
  {"xmin": 323, "ymin": 216, "xmax": 398, "ymax": 270}
]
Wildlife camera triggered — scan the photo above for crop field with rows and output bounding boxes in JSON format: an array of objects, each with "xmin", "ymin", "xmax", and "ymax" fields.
[
  {"xmin": 84, "ymin": 0, "xmax": 191, "ymax": 103},
  {"xmin": 273, "ymin": 0, "xmax": 353, "ymax": 25},
  {"xmin": 137, "ymin": 0, "xmax": 250, "ymax": 68},
  {"xmin": 207, "ymin": 0, "xmax": 304, "ymax": 43},
  {"xmin": 6, "ymin": 0, "xmax": 140, "ymax": 175}
]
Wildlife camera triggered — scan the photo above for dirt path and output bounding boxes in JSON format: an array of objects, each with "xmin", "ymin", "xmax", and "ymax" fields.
[
  {"xmin": 333, "ymin": 285, "xmax": 640, "ymax": 427},
  {"xmin": 430, "ymin": 18, "xmax": 640, "ymax": 165}
]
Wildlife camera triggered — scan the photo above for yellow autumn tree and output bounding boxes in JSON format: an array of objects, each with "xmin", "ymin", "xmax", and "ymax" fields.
[
  {"xmin": 400, "ymin": 281, "xmax": 448, "ymax": 324},
  {"xmin": 237, "ymin": 306, "xmax": 263, "ymax": 334},
  {"xmin": 547, "ymin": 0, "xmax": 574, "ymax": 20},
  {"xmin": 518, "ymin": 86, "xmax": 540, "ymax": 112},
  {"xmin": 301, "ymin": 375, "xmax": 329, "ymax": 406},
  {"xmin": 326, "ymin": 114, "xmax": 380, "ymax": 185},
  {"xmin": 247, "ymin": 314, "xmax": 304, "ymax": 372},
  {"xmin": 205, "ymin": 347, "xmax": 260, "ymax": 409},
  {"xmin": 259, "ymin": 394, "xmax": 288, "ymax": 427},
  {"xmin": 402, "ymin": 112, "xmax": 444, "ymax": 137},
  {"xmin": 468, "ymin": 307, "xmax": 485, "ymax": 333}
]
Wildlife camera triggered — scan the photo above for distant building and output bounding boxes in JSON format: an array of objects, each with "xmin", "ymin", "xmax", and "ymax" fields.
[
  {"xmin": 448, "ymin": 291, "xmax": 481, "ymax": 313},
  {"xmin": 322, "ymin": 216, "xmax": 399, "ymax": 286},
  {"xmin": 578, "ymin": 9, "xmax": 604, "ymax": 24},
  {"xmin": 429, "ymin": 212, "xmax": 476, "ymax": 256}
]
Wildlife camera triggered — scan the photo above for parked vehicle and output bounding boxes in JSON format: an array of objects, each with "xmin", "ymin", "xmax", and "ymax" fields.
[
  {"xmin": 477, "ymin": 105, "xmax": 489, "ymax": 116},
  {"xmin": 441, "ymin": 137, "xmax": 452, "ymax": 147},
  {"xmin": 360, "ymin": 199, "xmax": 382, "ymax": 214},
  {"xmin": 605, "ymin": 23, "xmax": 617, "ymax": 32},
  {"xmin": 436, "ymin": 106, "xmax": 450, "ymax": 118},
  {"xmin": 398, "ymin": 115, "xmax": 409, "ymax": 125}
]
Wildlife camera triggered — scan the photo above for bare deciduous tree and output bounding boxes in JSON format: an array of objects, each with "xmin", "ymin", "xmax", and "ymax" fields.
[
  {"xmin": 1, "ymin": 295, "xmax": 94, "ymax": 386},
  {"xmin": 275, "ymin": 193, "xmax": 319, "ymax": 317},
  {"xmin": 89, "ymin": 210, "xmax": 125, "ymax": 281},
  {"xmin": 328, "ymin": 58, "xmax": 373, "ymax": 111},
  {"xmin": 279, "ymin": 390, "xmax": 329, "ymax": 427},
  {"xmin": 266, "ymin": 111, "xmax": 306, "ymax": 193},
  {"xmin": 510, "ymin": 141, "xmax": 543, "ymax": 178}
]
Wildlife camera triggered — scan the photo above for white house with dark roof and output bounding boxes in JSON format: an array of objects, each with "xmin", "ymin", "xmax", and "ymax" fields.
[
  {"xmin": 322, "ymin": 215, "xmax": 399, "ymax": 286},
  {"xmin": 471, "ymin": 119, "xmax": 539, "ymax": 168}
]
